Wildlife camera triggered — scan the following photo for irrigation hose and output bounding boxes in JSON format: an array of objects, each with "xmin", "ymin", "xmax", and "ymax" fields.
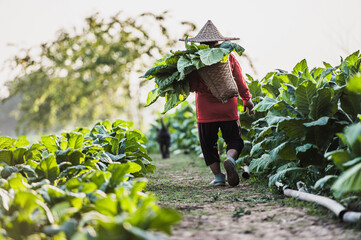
[
  {"xmin": 275, "ymin": 182, "xmax": 361, "ymax": 223},
  {"xmin": 241, "ymin": 166, "xmax": 250, "ymax": 179}
]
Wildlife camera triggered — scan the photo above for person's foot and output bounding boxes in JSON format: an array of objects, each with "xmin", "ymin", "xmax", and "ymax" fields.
[
  {"xmin": 210, "ymin": 173, "xmax": 226, "ymax": 186},
  {"xmin": 224, "ymin": 158, "xmax": 240, "ymax": 186},
  {"xmin": 209, "ymin": 179, "xmax": 226, "ymax": 186}
]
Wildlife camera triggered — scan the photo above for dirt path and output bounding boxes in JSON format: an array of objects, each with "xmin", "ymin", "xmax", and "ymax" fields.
[{"xmin": 147, "ymin": 153, "xmax": 361, "ymax": 240}]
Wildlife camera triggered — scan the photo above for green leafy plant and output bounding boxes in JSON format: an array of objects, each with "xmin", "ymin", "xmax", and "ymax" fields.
[
  {"xmin": 238, "ymin": 50, "xmax": 361, "ymax": 194},
  {"xmin": 142, "ymin": 38, "xmax": 245, "ymax": 113},
  {"xmin": 0, "ymin": 120, "xmax": 181, "ymax": 239}
]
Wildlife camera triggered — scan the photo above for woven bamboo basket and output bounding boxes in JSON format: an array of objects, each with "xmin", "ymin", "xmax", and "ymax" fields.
[{"xmin": 197, "ymin": 60, "xmax": 239, "ymax": 103}]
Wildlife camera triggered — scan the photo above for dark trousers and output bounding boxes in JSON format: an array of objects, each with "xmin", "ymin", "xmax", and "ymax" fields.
[{"xmin": 198, "ymin": 120, "xmax": 244, "ymax": 166}]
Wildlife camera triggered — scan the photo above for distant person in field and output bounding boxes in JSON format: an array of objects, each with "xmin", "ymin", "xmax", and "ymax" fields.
[
  {"xmin": 157, "ymin": 117, "xmax": 171, "ymax": 159},
  {"xmin": 182, "ymin": 20, "xmax": 255, "ymax": 187}
]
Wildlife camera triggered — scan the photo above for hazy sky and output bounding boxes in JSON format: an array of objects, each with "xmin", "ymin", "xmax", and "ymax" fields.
[{"xmin": 1, "ymin": 0, "xmax": 361, "ymax": 98}]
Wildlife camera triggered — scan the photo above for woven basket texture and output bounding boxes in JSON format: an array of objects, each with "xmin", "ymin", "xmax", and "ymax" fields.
[{"xmin": 198, "ymin": 61, "xmax": 239, "ymax": 103}]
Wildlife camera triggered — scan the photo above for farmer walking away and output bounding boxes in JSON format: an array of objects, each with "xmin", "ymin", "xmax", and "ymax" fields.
[{"xmin": 181, "ymin": 20, "xmax": 255, "ymax": 187}]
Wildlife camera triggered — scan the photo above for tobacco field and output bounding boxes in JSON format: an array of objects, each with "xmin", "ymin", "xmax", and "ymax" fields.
[
  {"xmin": 0, "ymin": 120, "xmax": 180, "ymax": 239},
  {"xmin": 1, "ymin": 47, "xmax": 361, "ymax": 239}
]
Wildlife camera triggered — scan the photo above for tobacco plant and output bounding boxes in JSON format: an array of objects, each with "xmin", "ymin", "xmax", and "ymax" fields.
[
  {"xmin": 0, "ymin": 120, "xmax": 181, "ymax": 239},
  {"xmin": 238, "ymin": 51, "xmax": 361, "ymax": 196}
]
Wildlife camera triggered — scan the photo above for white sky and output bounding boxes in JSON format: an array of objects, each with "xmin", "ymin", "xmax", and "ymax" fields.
[{"xmin": 1, "ymin": 0, "xmax": 361, "ymax": 98}]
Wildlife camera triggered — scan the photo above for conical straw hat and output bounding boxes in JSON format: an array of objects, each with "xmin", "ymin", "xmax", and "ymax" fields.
[{"xmin": 179, "ymin": 20, "xmax": 239, "ymax": 43}]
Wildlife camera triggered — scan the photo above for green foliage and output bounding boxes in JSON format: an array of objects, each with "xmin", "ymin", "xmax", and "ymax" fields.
[
  {"xmin": 327, "ymin": 123, "xmax": 361, "ymax": 195},
  {"xmin": 142, "ymin": 38, "xmax": 245, "ymax": 113},
  {"xmin": 241, "ymin": 50, "xmax": 361, "ymax": 194},
  {"xmin": 4, "ymin": 12, "xmax": 195, "ymax": 134},
  {"xmin": 0, "ymin": 120, "xmax": 180, "ymax": 239}
]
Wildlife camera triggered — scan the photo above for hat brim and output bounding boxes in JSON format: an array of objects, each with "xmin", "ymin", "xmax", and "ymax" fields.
[{"xmin": 179, "ymin": 36, "xmax": 239, "ymax": 43}]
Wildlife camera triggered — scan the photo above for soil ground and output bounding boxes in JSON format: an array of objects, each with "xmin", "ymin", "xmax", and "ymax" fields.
[{"xmin": 147, "ymin": 153, "xmax": 361, "ymax": 240}]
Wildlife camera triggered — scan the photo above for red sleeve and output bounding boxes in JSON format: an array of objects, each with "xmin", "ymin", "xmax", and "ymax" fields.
[{"xmin": 229, "ymin": 54, "xmax": 252, "ymax": 102}]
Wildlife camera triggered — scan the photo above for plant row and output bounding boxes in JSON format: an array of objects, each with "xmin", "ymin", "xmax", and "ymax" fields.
[
  {"xmin": 0, "ymin": 120, "xmax": 180, "ymax": 240},
  {"xmin": 237, "ymin": 51, "xmax": 361, "ymax": 198}
]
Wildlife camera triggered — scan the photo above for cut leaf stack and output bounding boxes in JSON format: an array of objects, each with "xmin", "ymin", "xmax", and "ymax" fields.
[{"xmin": 142, "ymin": 38, "xmax": 245, "ymax": 113}]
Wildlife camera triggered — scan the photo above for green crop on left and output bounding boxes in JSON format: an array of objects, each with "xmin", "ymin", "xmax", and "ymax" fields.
[{"xmin": 0, "ymin": 119, "xmax": 181, "ymax": 240}]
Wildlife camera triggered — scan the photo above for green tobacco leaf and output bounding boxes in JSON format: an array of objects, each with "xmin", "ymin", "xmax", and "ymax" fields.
[
  {"xmin": 280, "ymin": 84, "xmax": 296, "ymax": 105},
  {"xmin": 198, "ymin": 48, "xmax": 229, "ymax": 66},
  {"xmin": 275, "ymin": 73, "xmax": 299, "ymax": 87},
  {"xmin": 155, "ymin": 72, "xmax": 179, "ymax": 91},
  {"xmin": 177, "ymin": 56, "xmax": 193, "ymax": 74},
  {"xmin": 346, "ymin": 74, "xmax": 361, "ymax": 94},
  {"xmin": 55, "ymin": 148, "xmax": 85, "ymax": 166},
  {"xmin": 248, "ymin": 81, "xmax": 263, "ymax": 98},
  {"xmin": 343, "ymin": 123, "xmax": 361, "ymax": 156},
  {"xmin": 292, "ymin": 59, "xmax": 308, "ymax": 76},
  {"xmin": 262, "ymin": 83, "xmax": 279, "ymax": 98},
  {"xmin": 18, "ymin": 164, "xmax": 37, "ymax": 178},
  {"xmin": 145, "ymin": 88, "xmax": 160, "ymax": 107},
  {"xmin": 266, "ymin": 115, "xmax": 290, "ymax": 126},
  {"xmin": 342, "ymin": 157, "xmax": 361, "ymax": 168},
  {"xmin": 332, "ymin": 162, "xmax": 361, "ymax": 193},
  {"xmin": 303, "ymin": 116, "xmax": 329, "ymax": 127},
  {"xmin": 108, "ymin": 163, "xmax": 131, "ymax": 186},
  {"xmin": 41, "ymin": 135, "xmax": 59, "ymax": 153},
  {"xmin": 277, "ymin": 118, "xmax": 306, "ymax": 139},
  {"xmin": 68, "ymin": 132, "xmax": 84, "ymax": 149},
  {"xmin": 36, "ymin": 154, "xmax": 60, "ymax": 183},
  {"xmin": 13, "ymin": 191, "xmax": 39, "ymax": 216},
  {"xmin": 295, "ymin": 80, "xmax": 317, "ymax": 115},
  {"xmin": 300, "ymin": 68, "xmax": 314, "ymax": 82},
  {"xmin": 254, "ymin": 97, "xmax": 279, "ymax": 112},
  {"xmin": 323, "ymin": 62, "xmax": 333, "ymax": 68},
  {"xmin": 309, "ymin": 88, "xmax": 333, "ymax": 120},
  {"xmin": 217, "ymin": 41, "xmax": 245, "ymax": 56},
  {"xmin": 185, "ymin": 37, "xmax": 201, "ymax": 51},
  {"xmin": 154, "ymin": 54, "xmax": 180, "ymax": 67},
  {"xmin": 0, "ymin": 149, "xmax": 13, "ymax": 165},
  {"xmin": 0, "ymin": 165, "xmax": 18, "ymax": 179},
  {"xmin": 105, "ymin": 152, "xmax": 126, "ymax": 162},
  {"xmin": 314, "ymin": 175, "xmax": 337, "ymax": 189},
  {"xmin": 15, "ymin": 136, "xmax": 30, "ymax": 148},
  {"xmin": 269, "ymin": 142, "xmax": 296, "ymax": 161},
  {"xmin": 325, "ymin": 149, "xmax": 350, "ymax": 171},
  {"xmin": 150, "ymin": 208, "xmax": 182, "ymax": 235},
  {"xmin": 0, "ymin": 136, "xmax": 14, "ymax": 149},
  {"xmin": 163, "ymin": 93, "xmax": 183, "ymax": 113},
  {"xmin": 250, "ymin": 141, "xmax": 264, "ymax": 158},
  {"xmin": 188, "ymin": 54, "xmax": 205, "ymax": 69},
  {"xmin": 340, "ymin": 90, "xmax": 361, "ymax": 121},
  {"xmin": 249, "ymin": 154, "xmax": 274, "ymax": 173},
  {"xmin": 8, "ymin": 172, "xmax": 29, "ymax": 192},
  {"xmin": 0, "ymin": 188, "xmax": 10, "ymax": 211},
  {"xmin": 127, "ymin": 161, "xmax": 142, "ymax": 173},
  {"xmin": 12, "ymin": 147, "xmax": 26, "ymax": 164},
  {"xmin": 95, "ymin": 196, "xmax": 118, "ymax": 216},
  {"xmin": 141, "ymin": 64, "xmax": 177, "ymax": 79}
]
